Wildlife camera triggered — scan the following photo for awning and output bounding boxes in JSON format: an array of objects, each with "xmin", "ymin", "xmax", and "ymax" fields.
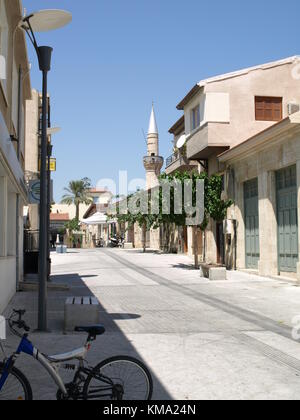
[{"xmin": 81, "ymin": 212, "xmax": 109, "ymax": 226}]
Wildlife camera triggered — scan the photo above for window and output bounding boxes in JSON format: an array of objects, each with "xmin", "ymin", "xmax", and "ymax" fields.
[
  {"xmin": 255, "ymin": 96, "xmax": 282, "ymax": 122},
  {"xmin": 191, "ymin": 105, "xmax": 200, "ymax": 131}
]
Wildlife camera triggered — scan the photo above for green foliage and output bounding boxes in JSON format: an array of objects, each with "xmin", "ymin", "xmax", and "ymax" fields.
[
  {"xmin": 111, "ymin": 171, "xmax": 233, "ymax": 234},
  {"xmin": 61, "ymin": 178, "xmax": 93, "ymax": 219},
  {"xmin": 65, "ymin": 218, "xmax": 80, "ymax": 233}
]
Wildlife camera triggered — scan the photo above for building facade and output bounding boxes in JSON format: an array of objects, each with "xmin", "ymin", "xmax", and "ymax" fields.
[
  {"xmin": 219, "ymin": 112, "xmax": 300, "ymax": 279},
  {"xmin": 0, "ymin": 0, "xmax": 31, "ymax": 312},
  {"xmin": 165, "ymin": 56, "xmax": 300, "ymax": 271}
]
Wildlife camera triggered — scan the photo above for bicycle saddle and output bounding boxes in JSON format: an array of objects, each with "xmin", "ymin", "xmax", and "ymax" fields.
[{"xmin": 74, "ymin": 325, "xmax": 106, "ymax": 336}]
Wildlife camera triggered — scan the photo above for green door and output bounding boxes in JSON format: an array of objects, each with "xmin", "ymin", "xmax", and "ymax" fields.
[
  {"xmin": 276, "ymin": 166, "xmax": 298, "ymax": 273},
  {"xmin": 244, "ymin": 179, "xmax": 260, "ymax": 269}
]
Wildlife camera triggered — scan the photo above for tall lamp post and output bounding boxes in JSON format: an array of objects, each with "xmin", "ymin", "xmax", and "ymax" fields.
[{"xmin": 20, "ymin": 10, "xmax": 72, "ymax": 331}]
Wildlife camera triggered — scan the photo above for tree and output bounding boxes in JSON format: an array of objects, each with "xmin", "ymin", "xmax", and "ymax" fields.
[
  {"xmin": 112, "ymin": 172, "xmax": 233, "ymax": 263},
  {"xmin": 61, "ymin": 178, "xmax": 93, "ymax": 220},
  {"xmin": 65, "ymin": 218, "xmax": 81, "ymax": 247},
  {"xmin": 157, "ymin": 171, "xmax": 233, "ymax": 267},
  {"xmin": 110, "ymin": 192, "xmax": 157, "ymax": 253}
]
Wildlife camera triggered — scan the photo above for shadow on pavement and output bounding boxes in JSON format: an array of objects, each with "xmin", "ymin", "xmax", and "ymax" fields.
[
  {"xmin": 3, "ymin": 271, "xmax": 171, "ymax": 400},
  {"xmin": 171, "ymin": 263, "xmax": 198, "ymax": 271}
]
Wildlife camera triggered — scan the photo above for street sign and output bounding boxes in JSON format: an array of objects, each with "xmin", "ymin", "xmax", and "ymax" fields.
[
  {"xmin": 38, "ymin": 157, "xmax": 56, "ymax": 172},
  {"xmin": 28, "ymin": 180, "xmax": 40, "ymax": 204},
  {"xmin": 28, "ymin": 180, "xmax": 53, "ymax": 204},
  {"xmin": 50, "ymin": 158, "xmax": 56, "ymax": 172}
]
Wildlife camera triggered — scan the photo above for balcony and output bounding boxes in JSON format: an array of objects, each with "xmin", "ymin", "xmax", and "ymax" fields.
[
  {"xmin": 165, "ymin": 153, "xmax": 198, "ymax": 175},
  {"xmin": 143, "ymin": 156, "xmax": 164, "ymax": 172},
  {"xmin": 186, "ymin": 123, "xmax": 230, "ymax": 160}
]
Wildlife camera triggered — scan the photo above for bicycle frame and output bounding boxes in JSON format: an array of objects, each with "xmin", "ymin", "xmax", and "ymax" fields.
[{"xmin": 0, "ymin": 334, "xmax": 90, "ymax": 397}]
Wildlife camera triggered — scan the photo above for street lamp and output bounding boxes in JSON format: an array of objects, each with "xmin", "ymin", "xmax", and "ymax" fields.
[{"xmin": 20, "ymin": 10, "xmax": 72, "ymax": 332}]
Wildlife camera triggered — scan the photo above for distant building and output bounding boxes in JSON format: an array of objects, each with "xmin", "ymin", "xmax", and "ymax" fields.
[{"xmin": 50, "ymin": 188, "xmax": 113, "ymax": 248}]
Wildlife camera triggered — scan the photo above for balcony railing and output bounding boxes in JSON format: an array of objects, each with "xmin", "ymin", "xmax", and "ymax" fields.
[{"xmin": 166, "ymin": 153, "xmax": 179, "ymax": 168}]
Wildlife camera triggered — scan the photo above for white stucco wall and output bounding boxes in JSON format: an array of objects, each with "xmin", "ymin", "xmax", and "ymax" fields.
[{"xmin": 0, "ymin": 257, "xmax": 16, "ymax": 313}]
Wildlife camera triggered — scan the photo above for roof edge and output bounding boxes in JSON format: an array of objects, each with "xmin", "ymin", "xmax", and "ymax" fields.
[{"xmin": 177, "ymin": 56, "xmax": 300, "ymax": 111}]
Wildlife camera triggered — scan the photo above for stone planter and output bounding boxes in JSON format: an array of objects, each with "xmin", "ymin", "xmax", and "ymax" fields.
[{"xmin": 200, "ymin": 264, "xmax": 227, "ymax": 281}]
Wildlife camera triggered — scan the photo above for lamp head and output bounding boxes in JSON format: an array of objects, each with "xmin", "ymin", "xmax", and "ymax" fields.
[{"xmin": 21, "ymin": 9, "xmax": 72, "ymax": 33}]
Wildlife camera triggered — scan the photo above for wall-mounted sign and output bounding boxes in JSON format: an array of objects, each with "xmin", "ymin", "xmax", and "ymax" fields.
[
  {"xmin": 28, "ymin": 180, "xmax": 40, "ymax": 204},
  {"xmin": 50, "ymin": 158, "xmax": 56, "ymax": 172},
  {"xmin": 38, "ymin": 158, "xmax": 56, "ymax": 172}
]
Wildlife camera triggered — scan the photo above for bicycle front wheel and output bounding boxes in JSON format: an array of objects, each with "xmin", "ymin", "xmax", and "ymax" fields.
[
  {"xmin": 0, "ymin": 362, "xmax": 33, "ymax": 401},
  {"xmin": 83, "ymin": 356, "xmax": 153, "ymax": 400}
]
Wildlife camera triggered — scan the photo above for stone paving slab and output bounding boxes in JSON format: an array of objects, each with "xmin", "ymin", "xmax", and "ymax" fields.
[{"xmin": 2, "ymin": 248, "xmax": 300, "ymax": 400}]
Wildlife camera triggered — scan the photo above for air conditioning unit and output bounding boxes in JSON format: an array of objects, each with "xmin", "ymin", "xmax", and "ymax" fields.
[{"xmin": 288, "ymin": 103, "xmax": 300, "ymax": 115}]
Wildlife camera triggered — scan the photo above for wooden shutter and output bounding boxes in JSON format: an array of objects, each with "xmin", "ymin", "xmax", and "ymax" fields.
[{"xmin": 255, "ymin": 97, "xmax": 282, "ymax": 121}]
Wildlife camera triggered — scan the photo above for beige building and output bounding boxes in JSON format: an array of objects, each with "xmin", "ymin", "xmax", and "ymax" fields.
[
  {"xmin": 0, "ymin": 0, "xmax": 32, "ymax": 312},
  {"xmin": 165, "ymin": 56, "xmax": 300, "ymax": 273},
  {"xmin": 219, "ymin": 112, "xmax": 300, "ymax": 279}
]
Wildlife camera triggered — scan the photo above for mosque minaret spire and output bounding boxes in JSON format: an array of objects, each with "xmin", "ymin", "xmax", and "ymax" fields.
[{"xmin": 143, "ymin": 104, "xmax": 164, "ymax": 190}]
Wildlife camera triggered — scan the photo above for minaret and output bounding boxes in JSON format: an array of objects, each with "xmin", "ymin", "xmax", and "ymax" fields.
[{"xmin": 143, "ymin": 105, "xmax": 164, "ymax": 190}]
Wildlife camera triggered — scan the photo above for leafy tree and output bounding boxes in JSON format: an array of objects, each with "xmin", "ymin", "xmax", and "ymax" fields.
[
  {"xmin": 112, "ymin": 171, "xmax": 233, "ymax": 262},
  {"xmin": 157, "ymin": 171, "xmax": 233, "ymax": 267},
  {"xmin": 61, "ymin": 178, "xmax": 92, "ymax": 220},
  {"xmin": 65, "ymin": 218, "xmax": 80, "ymax": 233},
  {"xmin": 65, "ymin": 218, "xmax": 81, "ymax": 246}
]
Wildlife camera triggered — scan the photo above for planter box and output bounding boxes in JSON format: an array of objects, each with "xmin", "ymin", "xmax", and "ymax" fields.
[
  {"xmin": 64, "ymin": 297, "xmax": 100, "ymax": 332},
  {"xmin": 200, "ymin": 264, "xmax": 227, "ymax": 281}
]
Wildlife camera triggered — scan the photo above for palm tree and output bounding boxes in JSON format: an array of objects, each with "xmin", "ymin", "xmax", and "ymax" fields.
[{"xmin": 61, "ymin": 178, "xmax": 93, "ymax": 220}]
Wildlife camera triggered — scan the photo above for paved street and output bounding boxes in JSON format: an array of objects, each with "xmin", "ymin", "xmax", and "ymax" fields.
[{"xmin": 4, "ymin": 248, "xmax": 300, "ymax": 400}]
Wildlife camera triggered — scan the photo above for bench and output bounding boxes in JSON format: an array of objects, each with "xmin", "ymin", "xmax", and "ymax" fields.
[
  {"xmin": 200, "ymin": 264, "xmax": 227, "ymax": 281},
  {"xmin": 64, "ymin": 297, "xmax": 100, "ymax": 333}
]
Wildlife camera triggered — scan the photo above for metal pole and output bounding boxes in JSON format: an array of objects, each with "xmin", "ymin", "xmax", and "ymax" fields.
[
  {"xmin": 47, "ymin": 143, "xmax": 52, "ymax": 282},
  {"xmin": 37, "ymin": 46, "xmax": 53, "ymax": 332}
]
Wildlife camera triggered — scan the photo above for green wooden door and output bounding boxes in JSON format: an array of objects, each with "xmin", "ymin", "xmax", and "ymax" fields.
[
  {"xmin": 244, "ymin": 179, "xmax": 260, "ymax": 269},
  {"xmin": 276, "ymin": 166, "xmax": 298, "ymax": 273}
]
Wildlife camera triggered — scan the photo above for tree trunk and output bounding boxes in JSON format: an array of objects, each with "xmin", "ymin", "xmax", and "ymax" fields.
[
  {"xmin": 193, "ymin": 226, "xmax": 199, "ymax": 269},
  {"xmin": 143, "ymin": 223, "xmax": 147, "ymax": 253},
  {"xmin": 76, "ymin": 204, "xmax": 80, "ymax": 221},
  {"xmin": 203, "ymin": 229, "xmax": 206, "ymax": 263}
]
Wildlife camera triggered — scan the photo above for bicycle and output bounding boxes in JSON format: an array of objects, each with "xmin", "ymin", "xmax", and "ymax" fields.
[{"xmin": 0, "ymin": 310, "xmax": 153, "ymax": 401}]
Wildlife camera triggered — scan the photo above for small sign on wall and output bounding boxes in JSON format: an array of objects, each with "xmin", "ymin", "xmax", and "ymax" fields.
[
  {"xmin": 28, "ymin": 180, "xmax": 41, "ymax": 204},
  {"xmin": 38, "ymin": 158, "xmax": 56, "ymax": 172}
]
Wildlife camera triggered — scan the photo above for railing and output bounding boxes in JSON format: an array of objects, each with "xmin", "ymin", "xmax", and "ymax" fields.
[{"xmin": 166, "ymin": 154, "xmax": 178, "ymax": 168}]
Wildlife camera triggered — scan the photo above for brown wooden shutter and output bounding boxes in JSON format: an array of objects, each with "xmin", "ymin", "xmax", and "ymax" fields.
[{"xmin": 255, "ymin": 96, "xmax": 282, "ymax": 121}]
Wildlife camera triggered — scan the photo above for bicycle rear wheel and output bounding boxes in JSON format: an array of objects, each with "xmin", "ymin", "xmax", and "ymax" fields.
[
  {"xmin": 83, "ymin": 356, "xmax": 153, "ymax": 400},
  {"xmin": 0, "ymin": 362, "xmax": 33, "ymax": 401}
]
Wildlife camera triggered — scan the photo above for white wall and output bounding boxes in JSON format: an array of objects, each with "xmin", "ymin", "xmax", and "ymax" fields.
[
  {"xmin": 0, "ymin": 257, "xmax": 16, "ymax": 314},
  {"xmin": 185, "ymin": 92, "xmax": 230, "ymax": 135}
]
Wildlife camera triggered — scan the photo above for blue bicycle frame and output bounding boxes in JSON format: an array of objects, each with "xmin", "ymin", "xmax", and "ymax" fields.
[{"xmin": 0, "ymin": 334, "xmax": 69, "ymax": 395}]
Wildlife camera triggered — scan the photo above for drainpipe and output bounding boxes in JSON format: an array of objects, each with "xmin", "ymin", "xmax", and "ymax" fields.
[{"xmin": 16, "ymin": 66, "xmax": 23, "ymax": 290}]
